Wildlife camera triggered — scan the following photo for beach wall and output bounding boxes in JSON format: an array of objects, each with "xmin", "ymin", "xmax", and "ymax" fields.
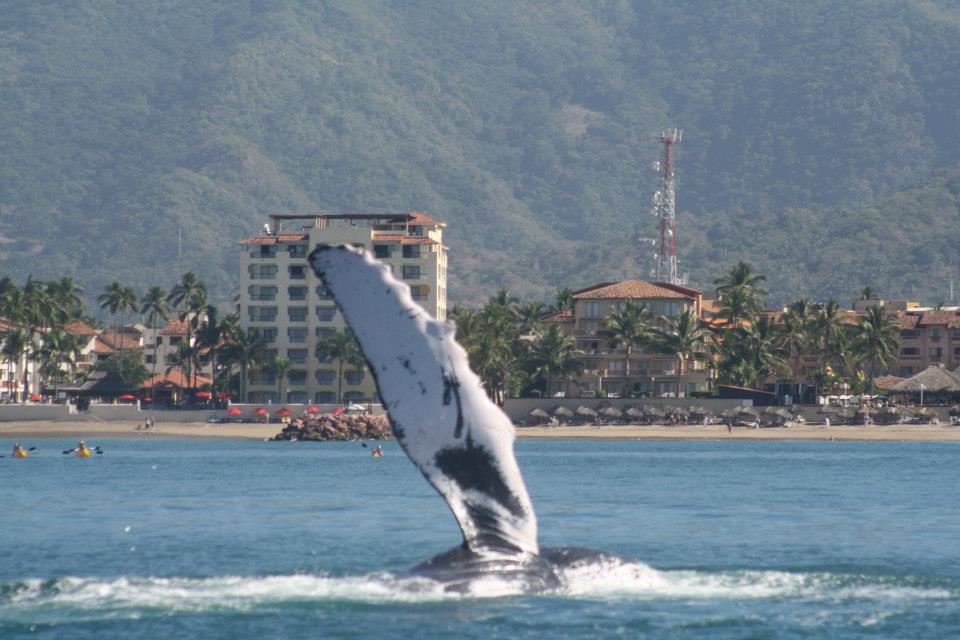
[
  {"xmin": 0, "ymin": 404, "xmax": 75, "ymax": 421},
  {"xmin": 0, "ymin": 402, "xmax": 385, "ymax": 422}
]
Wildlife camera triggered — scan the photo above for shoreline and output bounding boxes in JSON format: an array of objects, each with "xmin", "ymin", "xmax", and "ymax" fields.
[{"xmin": 1, "ymin": 420, "xmax": 959, "ymax": 442}]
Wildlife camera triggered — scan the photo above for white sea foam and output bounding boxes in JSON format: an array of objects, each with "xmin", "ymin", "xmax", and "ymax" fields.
[
  {"xmin": 0, "ymin": 564, "xmax": 952, "ymax": 620},
  {"xmin": 556, "ymin": 558, "xmax": 953, "ymax": 602}
]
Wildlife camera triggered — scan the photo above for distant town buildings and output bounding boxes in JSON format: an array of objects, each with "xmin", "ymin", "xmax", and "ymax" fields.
[{"xmin": 238, "ymin": 212, "xmax": 447, "ymax": 404}]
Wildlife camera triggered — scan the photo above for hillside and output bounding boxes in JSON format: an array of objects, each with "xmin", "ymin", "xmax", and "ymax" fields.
[{"xmin": 1, "ymin": 1, "xmax": 959, "ymax": 307}]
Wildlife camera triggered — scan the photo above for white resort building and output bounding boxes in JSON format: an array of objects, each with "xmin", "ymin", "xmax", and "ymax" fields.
[{"xmin": 238, "ymin": 212, "xmax": 447, "ymax": 404}]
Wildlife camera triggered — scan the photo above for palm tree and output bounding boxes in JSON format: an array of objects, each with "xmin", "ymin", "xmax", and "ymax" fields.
[
  {"xmin": 780, "ymin": 298, "xmax": 817, "ymax": 381},
  {"xmin": 852, "ymin": 305, "xmax": 899, "ymax": 387},
  {"xmin": 859, "ymin": 286, "xmax": 877, "ymax": 300},
  {"xmin": 553, "ymin": 287, "xmax": 573, "ymax": 313},
  {"xmin": 714, "ymin": 261, "xmax": 768, "ymax": 296},
  {"xmin": 266, "ymin": 356, "xmax": 292, "ymax": 403},
  {"xmin": 167, "ymin": 272, "xmax": 208, "ymax": 394},
  {"xmin": 1, "ymin": 330, "xmax": 31, "ymax": 402},
  {"xmin": 139, "ymin": 286, "xmax": 169, "ymax": 385},
  {"xmin": 46, "ymin": 277, "xmax": 85, "ymax": 320},
  {"xmin": 315, "ymin": 328, "xmax": 363, "ymax": 404},
  {"xmin": 597, "ymin": 300, "xmax": 654, "ymax": 396},
  {"xmin": 715, "ymin": 284, "xmax": 762, "ymax": 328},
  {"xmin": 512, "ymin": 300, "xmax": 550, "ymax": 334},
  {"xmin": 648, "ymin": 309, "xmax": 711, "ymax": 394},
  {"xmin": 527, "ymin": 323, "xmax": 583, "ymax": 395},
  {"xmin": 97, "ymin": 281, "xmax": 138, "ymax": 362},
  {"xmin": 165, "ymin": 341, "xmax": 201, "ymax": 402},
  {"xmin": 221, "ymin": 328, "xmax": 268, "ymax": 402},
  {"xmin": 736, "ymin": 314, "xmax": 790, "ymax": 387},
  {"xmin": 36, "ymin": 329, "xmax": 82, "ymax": 396}
]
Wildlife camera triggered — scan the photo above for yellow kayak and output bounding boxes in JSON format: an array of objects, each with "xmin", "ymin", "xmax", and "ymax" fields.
[
  {"xmin": 76, "ymin": 448, "xmax": 92, "ymax": 458},
  {"xmin": 12, "ymin": 450, "xmax": 28, "ymax": 459}
]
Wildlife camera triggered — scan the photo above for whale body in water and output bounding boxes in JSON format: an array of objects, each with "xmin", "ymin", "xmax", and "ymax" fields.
[{"xmin": 310, "ymin": 245, "xmax": 619, "ymax": 593}]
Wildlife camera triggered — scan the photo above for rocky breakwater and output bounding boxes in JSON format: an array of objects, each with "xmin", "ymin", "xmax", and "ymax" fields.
[{"xmin": 273, "ymin": 413, "xmax": 394, "ymax": 442}]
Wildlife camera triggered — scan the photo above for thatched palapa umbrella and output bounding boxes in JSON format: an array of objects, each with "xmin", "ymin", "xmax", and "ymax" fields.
[
  {"xmin": 528, "ymin": 407, "xmax": 550, "ymax": 418},
  {"xmin": 891, "ymin": 365, "xmax": 960, "ymax": 394},
  {"xmin": 551, "ymin": 405, "xmax": 574, "ymax": 418}
]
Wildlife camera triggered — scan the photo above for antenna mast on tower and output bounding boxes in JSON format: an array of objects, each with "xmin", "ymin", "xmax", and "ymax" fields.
[{"xmin": 649, "ymin": 129, "xmax": 686, "ymax": 285}]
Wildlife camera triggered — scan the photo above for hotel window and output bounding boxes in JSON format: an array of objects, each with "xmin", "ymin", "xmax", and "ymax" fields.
[
  {"xmin": 954, "ymin": 346, "xmax": 960, "ymax": 357},
  {"xmin": 259, "ymin": 327, "xmax": 278, "ymax": 342},
  {"xmin": 169, "ymin": 336, "xmax": 183, "ymax": 345},
  {"xmin": 260, "ymin": 372, "xmax": 276, "ymax": 385},
  {"xmin": 287, "ymin": 391, "xmax": 308, "ymax": 403},
  {"xmin": 900, "ymin": 347, "xmax": 920, "ymax": 356},
  {"xmin": 315, "ymin": 370, "xmax": 336, "ymax": 385},
  {"xmin": 315, "ymin": 327, "xmax": 334, "ymax": 338},
  {"xmin": 899, "ymin": 367, "xmax": 916, "ymax": 377},
  {"xmin": 402, "ymin": 265, "xmax": 420, "ymax": 280},
  {"xmin": 315, "ymin": 391, "xmax": 337, "ymax": 404},
  {"xmin": 288, "ymin": 265, "xmax": 307, "ymax": 280},
  {"xmin": 288, "ymin": 307, "xmax": 308, "ymax": 322},
  {"xmin": 287, "ymin": 349, "xmax": 307, "ymax": 364},
  {"xmin": 315, "ymin": 307, "xmax": 336, "ymax": 322},
  {"xmin": 316, "ymin": 352, "xmax": 333, "ymax": 364},
  {"xmin": 287, "ymin": 327, "xmax": 307, "ymax": 344},
  {"xmin": 345, "ymin": 371, "xmax": 365, "ymax": 385},
  {"xmin": 344, "ymin": 391, "xmax": 366, "ymax": 402},
  {"xmin": 288, "ymin": 286, "xmax": 307, "ymax": 301},
  {"xmin": 952, "ymin": 330, "xmax": 960, "ymax": 340},
  {"xmin": 374, "ymin": 244, "xmax": 391, "ymax": 259},
  {"xmin": 582, "ymin": 301, "xmax": 601, "ymax": 317},
  {"xmin": 929, "ymin": 347, "xmax": 943, "ymax": 358},
  {"xmin": 409, "ymin": 225, "xmax": 425, "ymax": 236},
  {"xmin": 900, "ymin": 330, "xmax": 919, "ymax": 339},
  {"xmin": 411, "ymin": 286, "xmax": 427, "ymax": 301},
  {"xmin": 315, "ymin": 286, "xmax": 334, "ymax": 300},
  {"xmin": 288, "ymin": 244, "xmax": 307, "ymax": 258},
  {"xmin": 288, "ymin": 370, "xmax": 307, "ymax": 385},
  {"xmin": 402, "ymin": 245, "xmax": 421, "ymax": 259},
  {"xmin": 608, "ymin": 361, "xmax": 624, "ymax": 372},
  {"xmin": 249, "ymin": 265, "xmax": 277, "ymax": 279},
  {"xmin": 931, "ymin": 329, "xmax": 943, "ymax": 342},
  {"xmin": 251, "ymin": 245, "xmax": 276, "ymax": 258},
  {"xmin": 250, "ymin": 285, "xmax": 277, "ymax": 301}
]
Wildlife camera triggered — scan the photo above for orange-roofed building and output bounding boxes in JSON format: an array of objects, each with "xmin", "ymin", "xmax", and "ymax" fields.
[{"xmin": 545, "ymin": 279, "xmax": 709, "ymax": 398}]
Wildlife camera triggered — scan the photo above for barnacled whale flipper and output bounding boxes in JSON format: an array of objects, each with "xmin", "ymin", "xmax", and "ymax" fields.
[{"xmin": 309, "ymin": 245, "xmax": 538, "ymax": 558}]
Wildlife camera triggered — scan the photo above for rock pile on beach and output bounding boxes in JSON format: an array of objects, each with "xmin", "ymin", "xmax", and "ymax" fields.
[{"xmin": 273, "ymin": 413, "xmax": 394, "ymax": 442}]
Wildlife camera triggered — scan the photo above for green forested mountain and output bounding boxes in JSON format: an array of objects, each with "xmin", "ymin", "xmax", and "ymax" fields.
[{"xmin": 1, "ymin": 1, "xmax": 959, "ymax": 307}]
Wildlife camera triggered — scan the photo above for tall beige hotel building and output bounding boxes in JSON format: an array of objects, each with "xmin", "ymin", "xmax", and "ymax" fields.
[{"xmin": 239, "ymin": 212, "xmax": 447, "ymax": 404}]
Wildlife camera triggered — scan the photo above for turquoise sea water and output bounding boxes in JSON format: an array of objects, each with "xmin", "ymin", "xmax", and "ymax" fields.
[{"xmin": 1, "ymin": 438, "xmax": 959, "ymax": 639}]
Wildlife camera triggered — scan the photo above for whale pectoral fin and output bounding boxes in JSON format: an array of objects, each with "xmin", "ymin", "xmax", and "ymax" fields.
[{"xmin": 310, "ymin": 245, "xmax": 539, "ymax": 557}]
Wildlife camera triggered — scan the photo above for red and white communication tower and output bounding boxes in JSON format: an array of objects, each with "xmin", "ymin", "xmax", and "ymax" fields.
[{"xmin": 650, "ymin": 129, "xmax": 686, "ymax": 285}]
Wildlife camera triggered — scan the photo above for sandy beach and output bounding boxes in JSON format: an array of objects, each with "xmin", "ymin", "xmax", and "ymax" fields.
[{"xmin": 1, "ymin": 420, "xmax": 960, "ymax": 441}]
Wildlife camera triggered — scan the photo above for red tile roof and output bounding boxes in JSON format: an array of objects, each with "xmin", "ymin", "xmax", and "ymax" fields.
[
  {"xmin": 372, "ymin": 234, "xmax": 439, "ymax": 245},
  {"xmin": 873, "ymin": 375, "xmax": 906, "ymax": 391},
  {"xmin": 572, "ymin": 280, "xmax": 694, "ymax": 300},
  {"xmin": 142, "ymin": 371, "xmax": 213, "ymax": 389},
  {"xmin": 160, "ymin": 319, "xmax": 189, "ymax": 336},
  {"xmin": 919, "ymin": 311, "xmax": 960, "ymax": 328},
  {"xmin": 97, "ymin": 330, "xmax": 140, "ymax": 351},
  {"xmin": 64, "ymin": 320, "xmax": 99, "ymax": 336},
  {"xmin": 898, "ymin": 313, "xmax": 920, "ymax": 330},
  {"xmin": 543, "ymin": 310, "xmax": 574, "ymax": 323}
]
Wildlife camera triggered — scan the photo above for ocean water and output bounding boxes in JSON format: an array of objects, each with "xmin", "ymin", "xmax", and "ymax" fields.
[{"xmin": 1, "ymin": 438, "xmax": 959, "ymax": 639}]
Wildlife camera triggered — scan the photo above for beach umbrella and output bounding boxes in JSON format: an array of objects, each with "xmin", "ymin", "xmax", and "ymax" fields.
[
  {"xmin": 276, "ymin": 407, "xmax": 293, "ymax": 416},
  {"xmin": 226, "ymin": 407, "xmax": 242, "ymax": 416},
  {"xmin": 600, "ymin": 406, "xmax": 622, "ymax": 418},
  {"xmin": 595, "ymin": 400, "xmax": 612, "ymax": 411},
  {"xmin": 625, "ymin": 406, "xmax": 645, "ymax": 418},
  {"xmin": 29, "ymin": 393, "xmax": 41, "ymax": 402},
  {"xmin": 306, "ymin": 406, "xmax": 322, "ymax": 414},
  {"xmin": 195, "ymin": 390, "xmax": 213, "ymax": 399},
  {"xmin": 551, "ymin": 405, "xmax": 573, "ymax": 417},
  {"xmin": 672, "ymin": 406, "xmax": 689, "ymax": 417},
  {"xmin": 736, "ymin": 406, "xmax": 759, "ymax": 417},
  {"xmin": 253, "ymin": 407, "xmax": 268, "ymax": 416},
  {"xmin": 118, "ymin": 394, "xmax": 136, "ymax": 401},
  {"xmin": 141, "ymin": 396, "xmax": 153, "ymax": 403},
  {"xmin": 644, "ymin": 405, "xmax": 665, "ymax": 417},
  {"xmin": 774, "ymin": 408, "xmax": 793, "ymax": 419},
  {"xmin": 218, "ymin": 392, "xmax": 232, "ymax": 399},
  {"xmin": 575, "ymin": 405, "xmax": 598, "ymax": 417},
  {"xmin": 332, "ymin": 406, "xmax": 345, "ymax": 415},
  {"xmin": 528, "ymin": 407, "xmax": 550, "ymax": 418}
]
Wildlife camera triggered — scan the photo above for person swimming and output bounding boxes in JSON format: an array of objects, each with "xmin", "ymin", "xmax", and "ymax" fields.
[
  {"xmin": 371, "ymin": 445, "xmax": 384, "ymax": 458},
  {"xmin": 12, "ymin": 443, "xmax": 28, "ymax": 458}
]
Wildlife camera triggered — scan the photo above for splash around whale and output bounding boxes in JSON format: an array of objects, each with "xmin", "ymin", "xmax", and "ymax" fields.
[{"xmin": 309, "ymin": 245, "xmax": 618, "ymax": 593}]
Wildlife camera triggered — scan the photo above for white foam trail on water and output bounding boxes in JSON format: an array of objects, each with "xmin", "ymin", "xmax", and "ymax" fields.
[
  {"xmin": 1, "ymin": 563, "xmax": 953, "ymax": 619},
  {"xmin": 556, "ymin": 558, "xmax": 953, "ymax": 602}
]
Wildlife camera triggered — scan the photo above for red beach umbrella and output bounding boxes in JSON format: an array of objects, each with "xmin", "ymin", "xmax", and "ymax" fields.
[
  {"xmin": 253, "ymin": 407, "xmax": 268, "ymax": 416},
  {"xmin": 306, "ymin": 406, "xmax": 321, "ymax": 414},
  {"xmin": 141, "ymin": 396, "xmax": 153, "ymax": 403},
  {"xmin": 276, "ymin": 407, "xmax": 293, "ymax": 416},
  {"xmin": 118, "ymin": 394, "xmax": 136, "ymax": 401},
  {"xmin": 226, "ymin": 407, "xmax": 242, "ymax": 416},
  {"xmin": 332, "ymin": 406, "xmax": 345, "ymax": 415},
  {"xmin": 195, "ymin": 391, "xmax": 213, "ymax": 399},
  {"xmin": 218, "ymin": 392, "xmax": 232, "ymax": 399},
  {"xmin": 29, "ymin": 393, "xmax": 42, "ymax": 402}
]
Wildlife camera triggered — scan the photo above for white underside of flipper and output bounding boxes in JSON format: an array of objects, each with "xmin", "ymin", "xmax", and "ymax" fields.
[{"xmin": 309, "ymin": 245, "xmax": 538, "ymax": 557}]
